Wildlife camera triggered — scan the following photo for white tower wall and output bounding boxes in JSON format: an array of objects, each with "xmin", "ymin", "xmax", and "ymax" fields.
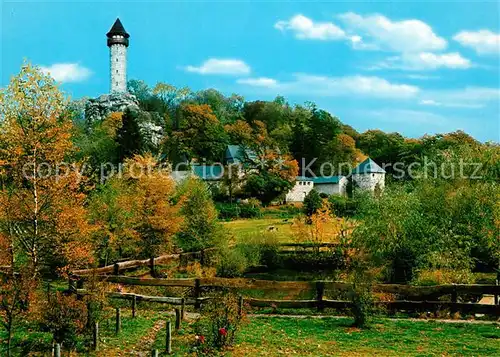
[
  {"xmin": 352, "ymin": 172, "xmax": 385, "ymax": 192},
  {"xmin": 110, "ymin": 40, "xmax": 127, "ymax": 93}
]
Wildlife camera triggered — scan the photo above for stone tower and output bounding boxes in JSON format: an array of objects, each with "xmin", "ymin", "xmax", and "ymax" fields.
[
  {"xmin": 351, "ymin": 158, "xmax": 386, "ymax": 193},
  {"xmin": 106, "ymin": 18, "xmax": 129, "ymax": 94}
]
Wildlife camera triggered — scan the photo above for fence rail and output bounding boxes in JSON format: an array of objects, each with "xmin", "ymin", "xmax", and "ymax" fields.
[
  {"xmin": 72, "ymin": 275, "xmax": 500, "ymax": 298},
  {"xmin": 70, "ymin": 275, "xmax": 500, "ymax": 316},
  {"xmin": 75, "ymin": 289, "xmax": 500, "ymax": 316}
]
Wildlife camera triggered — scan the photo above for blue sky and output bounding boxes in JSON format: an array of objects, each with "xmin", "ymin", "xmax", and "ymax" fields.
[{"xmin": 1, "ymin": 1, "xmax": 499, "ymax": 142}]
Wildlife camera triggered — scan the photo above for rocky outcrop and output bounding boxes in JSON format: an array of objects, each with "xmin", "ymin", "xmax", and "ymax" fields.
[
  {"xmin": 84, "ymin": 93, "xmax": 164, "ymax": 149},
  {"xmin": 84, "ymin": 93, "xmax": 139, "ymax": 124}
]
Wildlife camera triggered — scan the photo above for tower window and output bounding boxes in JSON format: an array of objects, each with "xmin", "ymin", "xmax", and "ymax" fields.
[
  {"xmin": 116, "ymin": 58, "xmax": 118, "ymax": 62},
  {"xmin": 116, "ymin": 70, "xmax": 118, "ymax": 73}
]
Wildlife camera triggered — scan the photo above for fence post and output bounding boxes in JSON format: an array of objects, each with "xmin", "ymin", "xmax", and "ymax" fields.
[
  {"xmin": 115, "ymin": 308, "xmax": 121, "ymax": 335},
  {"xmin": 451, "ymin": 285, "xmax": 458, "ymax": 316},
  {"xmin": 238, "ymin": 295, "xmax": 244, "ymax": 317},
  {"xmin": 181, "ymin": 298, "xmax": 185, "ymax": 320},
  {"xmin": 68, "ymin": 277, "xmax": 75, "ymax": 292},
  {"xmin": 151, "ymin": 349, "xmax": 159, "ymax": 357},
  {"xmin": 166, "ymin": 320, "xmax": 172, "ymax": 354},
  {"xmin": 93, "ymin": 322, "xmax": 99, "ymax": 351},
  {"xmin": 76, "ymin": 278, "xmax": 84, "ymax": 290},
  {"xmin": 495, "ymin": 270, "xmax": 499, "ymax": 306},
  {"xmin": 316, "ymin": 281, "xmax": 325, "ymax": 312},
  {"xmin": 194, "ymin": 278, "xmax": 201, "ymax": 311},
  {"xmin": 175, "ymin": 308, "xmax": 181, "ymax": 330},
  {"xmin": 132, "ymin": 295, "xmax": 137, "ymax": 318},
  {"xmin": 55, "ymin": 343, "xmax": 61, "ymax": 357},
  {"xmin": 113, "ymin": 262, "xmax": 120, "ymax": 275},
  {"xmin": 150, "ymin": 257, "xmax": 156, "ymax": 277}
]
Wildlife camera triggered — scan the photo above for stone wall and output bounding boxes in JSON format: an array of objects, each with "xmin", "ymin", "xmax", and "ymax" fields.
[
  {"xmin": 352, "ymin": 172, "xmax": 385, "ymax": 192},
  {"xmin": 110, "ymin": 43, "xmax": 127, "ymax": 93}
]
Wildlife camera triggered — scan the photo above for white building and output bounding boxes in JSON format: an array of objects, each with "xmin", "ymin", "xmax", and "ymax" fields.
[
  {"xmin": 351, "ymin": 158, "xmax": 386, "ymax": 193},
  {"xmin": 285, "ymin": 176, "xmax": 314, "ymax": 202},
  {"xmin": 285, "ymin": 158, "xmax": 385, "ymax": 203}
]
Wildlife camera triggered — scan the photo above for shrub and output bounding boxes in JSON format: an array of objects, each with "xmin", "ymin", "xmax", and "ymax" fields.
[
  {"xmin": 303, "ymin": 189, "xmax": 322, "ymax": 217},
  {"xmin": 238, "ymin": 232, "xmax": 281, "ymax": 268},
  {"xmin": 348, "ymin": 271, "xmax": 374, "ymax": 328},
  {"xmin": 192, "ymin": 293, "xmax": 244, "ymax": 354},
  {"xmin": 412, "ymin": 269, "xmax": 475, "ymax": 286},
  {"xmin": 215, "ymin": 201, "xmax": 262, "ymax": 220},
  {"xmin": 238, "ymin": 203, "xmax": 261, "ymax": 219},
  {"xmin": 328, "ymin": 195, "xmax": 359, "ymax": 217},
  {"xmin": 216, "ymin": 203, "xmax": 241, "ymax": 220},
  {"xmin": 216, "ymin": 247, "xmax": 249, "ymax": 277},
  {"xmin": 39, "ymin": 292, "xmax": 87, "ymax": 350}
]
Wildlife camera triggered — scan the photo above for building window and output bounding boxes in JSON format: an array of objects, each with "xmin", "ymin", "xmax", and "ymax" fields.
[
  {"xmin": 116, "ymin": 70, "xmax": 118, "ymax": 73},
  {"xmin": 372, "ymin": 174, "xmax": 375, "ymax": 177},
  {"xmin": 116, "ymin": 58, "xmax": 118, "ymax": 62}
]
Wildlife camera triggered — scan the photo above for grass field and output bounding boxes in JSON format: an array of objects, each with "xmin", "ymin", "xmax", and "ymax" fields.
[
  {"xmin": 150, "ymin": 316, "xmax": 500, "ymax": 356},
  {"xmin": 223, "ymin": 218, "xmax": 295, "ymax": 243},
  {"xmin": 223, "ymin": 217, "xmax": 347, "ymax": 244}
]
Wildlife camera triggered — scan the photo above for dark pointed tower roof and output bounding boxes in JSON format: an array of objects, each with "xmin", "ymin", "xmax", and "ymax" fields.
[{"xmin": 107, "ymin": 18, "xmax": 130, "ymax": 38}]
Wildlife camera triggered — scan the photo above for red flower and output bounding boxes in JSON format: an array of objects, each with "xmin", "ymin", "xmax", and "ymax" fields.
[
  {"xmin": 199, "ymin": 335, "xmax": 205, "ymax": 344},
  {"xmin": 219, "ymin": 327, "xmax": 227, "ymax": 336}
]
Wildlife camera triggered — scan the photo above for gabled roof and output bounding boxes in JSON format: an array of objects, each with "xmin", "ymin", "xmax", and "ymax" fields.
[
  {"xmin": 192, "ymin": 165, "xmax": 223, "ymax": 181},
  {"xmin": 225, "ymin": 145, "xmax": 256, "ymax": 164},
  {"xmin": 352, "ymin": 158, "xmax": 385, "ymax": 174},
  {"xmin": 107, "ymin": 18, "xmax": 130, "ymax": 38}
]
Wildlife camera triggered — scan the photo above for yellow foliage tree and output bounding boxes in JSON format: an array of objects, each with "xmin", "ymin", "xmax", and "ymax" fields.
[{"xmin": 0, "ymin": 63, "xmax": 94, "ymax": 276}]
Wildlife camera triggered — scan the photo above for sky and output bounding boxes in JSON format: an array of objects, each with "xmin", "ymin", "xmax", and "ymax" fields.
[{"xmin": 1, "ymin": 0, "xmax": 499, "ymax": 142}]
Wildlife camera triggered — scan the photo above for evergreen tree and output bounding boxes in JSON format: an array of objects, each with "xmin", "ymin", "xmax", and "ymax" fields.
[{"xmin": 116, "ymin": 108, "xmax": 143, "ymax": 161}]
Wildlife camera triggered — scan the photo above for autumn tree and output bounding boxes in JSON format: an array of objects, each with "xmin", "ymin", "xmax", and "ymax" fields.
[
  {"xmin": 0, "ymin": 63, "xmax": 94, "ymax": 277},
  {"xmin": 244, "ymin": 149, "xmax": 299, "ymax": 205},
  {"xmin": 169, "ymin": 104, "xmax": 228, "ymax": 163},
  {"xmin": 89, "ymin": 154, "xmax": 183, "ymax": 260}
]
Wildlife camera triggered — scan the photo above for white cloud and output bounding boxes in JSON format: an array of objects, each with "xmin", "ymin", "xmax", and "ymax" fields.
[
  {"xmin": 389, "ymin": 52, "xmax": 472, "ymax": 70},
  {"xmin": 40, "ymin": 63, "xmax": 91, "ymax": 83},
  {"xmin": 419, "ymin": 87, "xmax": 500, "ymax": 109},
  {"xmin": 275, "ymin": 14, "xmax": 347, "ymax": 41},
  {"xmin": 406, "ymin": 74, "xmax": 440, "ymax": 80},
  {"xmin": 238, "ymin": 73, "xmax": 419, "ymax": 99},
  {"xmin": 236, "ymin": 77, "xmax": 278, "ymax": 87},
  {"xmin": 338, "ymin": 12, "xmax": 447, "ymax": 53},
  {"xmin": 420, "ymin": 99, "xmax": 441, "ymax": 106},
  {"xmin": 453, "ymin": 30, "xmax": 500, "ymax": 55},
  {"xmin": 185, "ymin": 58, "xmax": 250, "ymax": 75}
]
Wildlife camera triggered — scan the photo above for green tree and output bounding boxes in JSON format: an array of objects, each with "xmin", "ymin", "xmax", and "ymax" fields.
[
  {"xmin": 303, "ymin": 189, "xmax": 323, "ymax": 217},
  {"xmin": 169, "ymin": 104, "xmax": 228, "ymax": 163},
  {"xmin": 116, "ymin": 108, "xmax": 144, "ymax": 161},
  {"xmin": 176, "ymin": 178, "xmax": 224, "ymax": 252}
]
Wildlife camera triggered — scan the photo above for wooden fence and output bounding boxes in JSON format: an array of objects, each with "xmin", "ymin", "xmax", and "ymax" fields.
[
  {"xmin": 71, "ymin": 275, "xmax": 500, "ymax": 317},
  {"xmin": 71, "ymin": 244, "xmax": 342, "ymax": 276}
]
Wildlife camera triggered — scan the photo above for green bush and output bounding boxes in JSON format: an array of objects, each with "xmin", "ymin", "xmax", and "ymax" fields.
[
  {"xmin": 216, "ymin": 202, "xmax": 261, "ymax": 220},
  {"xmin": 303, "ymin": 189, "xmax": 322, "ymax": 217},
  {"xmin": 328, "ymin": 195, "xmax": 359, "ymax": 217},
  {"xmin": 239, "ymin": 232, "xmax": 281, "ymax": 268},
  {"xmin": 216, "ymin": 203, "xmax": 241, "ymax": 220},
  {"xmin": 192, "ymin": 293, "xmax": 243, "ymax": 355},
  {"xmin": 216, "ymin": 247, "xmax": 249, "ymax": 277}
]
